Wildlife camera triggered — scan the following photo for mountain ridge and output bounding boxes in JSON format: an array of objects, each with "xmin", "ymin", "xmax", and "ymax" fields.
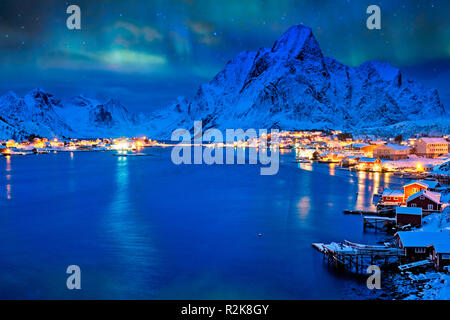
[
  {"xmin": 0, "ymin": 24, "xmax": 448, "ymax": 140},
  {"xmin": 0, "ymin": 88, "xmax": 150, "ymax": 140},
  {"xmin": 147, "ymin": 24, "xmax": 447, "ymax": 138}
]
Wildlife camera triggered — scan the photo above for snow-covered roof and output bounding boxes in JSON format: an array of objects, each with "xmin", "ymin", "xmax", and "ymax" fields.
[
  {"xmin": 421, "ymin": 180, "xmax": 440, "ymax": 188},
  {"xmin": 358, "ymin": 157, "xmax": 379, "ymax": 163},
  {"xmin": 420, "ymin": 137, "xmax": 448, "ymax": 144},
  {"xmin": 403, "ymin": 180, "xmax": 431, "ymax": 189},
  {"xmin": 397, "ymin": 231, "xmax": 450, "ymax": 248},
  {"xmin": 383, "ymin": 143, "xmax": 412, "ymax": 151},
  {"xmin": 382, "ymin": 189, "xmax": 404, "ymax": 197},
  {"xmin": 396, "ymin": 207, "xmax": 422, "ymax": 216},
  {"xmin": 433, "ymin": 241, "xmax": 450, "ymax": 253},
  {"xmin": 351, "ymin": 143, "xmax": 369, "ymax": 148},
  {"xmin": 407, "ymin": 189, "xmax": 442, "ymax": 204}
]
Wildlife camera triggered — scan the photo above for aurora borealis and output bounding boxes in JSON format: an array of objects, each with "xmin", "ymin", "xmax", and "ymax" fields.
[{"xmin": 0, "ymin": 0, "xmax": 448, "ymax": 112}]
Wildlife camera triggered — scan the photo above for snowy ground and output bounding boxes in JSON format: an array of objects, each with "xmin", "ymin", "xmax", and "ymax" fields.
[
  {"xmin": 391, "ymin": 207, "xmax": 450, "ymax": 299},
  {"xmin": 403, "ymin": 272, "xmax": 450, "ymax": 299},
  {"xmin": 390, "ymin": 271, "xmax": 450, "ymax": 300},
  {"xmin": 420, "ymin": 206, "xmax": 450, "ymax": 232},
  {"xmin": 382, "ymin": 154, "xmax": 449, "ymax": 170}
]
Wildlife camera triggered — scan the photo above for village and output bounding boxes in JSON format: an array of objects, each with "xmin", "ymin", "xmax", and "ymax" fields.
[
  {"xmin": 1, "ymin": 130, "xmax": 450, "ymax": 178},
  {"xmin": 0, "ymin": 136, "xmax": 159, "ymax": 155},
  {"xmin": 276, "ymin": 130, "xmax": 450, "ymax": 181}
]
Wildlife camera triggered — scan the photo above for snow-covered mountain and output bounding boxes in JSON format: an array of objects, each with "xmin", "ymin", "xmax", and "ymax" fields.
[
  {"xmin": 0, "ymin": 88, "xmax": 149, "ymax": 140},
  {"xmin": 0, "ymin": 24, "xmax": 448, "ymax": 140},
  {"xmin": 148, "ymin": 24, "xmax": 448, "ymax": 138}
]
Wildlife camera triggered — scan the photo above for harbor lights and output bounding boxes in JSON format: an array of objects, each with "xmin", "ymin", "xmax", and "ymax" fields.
[
  {"xmin": 416, "ymin": 163, "xmax": 423, "ymax": 172},
  {"xmin": 111, "ymin": 140, "xmax": 131, "ymax": 151},
  {"xmin": 373, "ymin": 164, "xmax": 382, "ymax": 172}
]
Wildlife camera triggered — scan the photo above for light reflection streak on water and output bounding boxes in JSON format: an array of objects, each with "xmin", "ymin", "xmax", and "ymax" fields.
[
  {"xmin": 385, "ymin": 172, "xmax": 391, "ymax": 184},
  {"xmin": 5, "ymin": 156, "xmax": 11, "ymax": 200},
  {"xmin": 356, "ymin": 171, "xmax": 366, "ymax": 209},
  {"xmin": 104, "ymin": 155, "xmax": 158, "ymax": 295},
  {"xmin": 356, "ymin": 171, "xmax": 390, "ymax": 210},
  {"xmin": 373, "ymin": 172, "xmax": 380, "ymax": 194},
  {"xmin": 296, "ymin": 196, "xmax": 311, "ymax": 221},
  {"xmin": 329, "ymin": 163, "xmax": 336, "ymax": 176},
  {"xmin": 298, "ymin": 163, "xmax": 313, "ymax": 171},
  {"xmin": 68, "ymin": 152, "xmax": 76, "ymax": 192},
  {"xmin": 294, "ymin": 160, "xmax": 405, "ymax": 212}
]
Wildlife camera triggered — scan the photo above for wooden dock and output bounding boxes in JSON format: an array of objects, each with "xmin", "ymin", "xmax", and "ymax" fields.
[
  {"xmin": 343, "ymin": 206, "xmax": 396, "ymax": 217},
  {"xmin": 312, "ymin": 240, "xmax": 405, "ymax": 273},
  {"xmin": 363, "ymin": 216, "xmax": 396, "ymax": 232},
  {"xmin": 343, "ymin": 209, "xmax": 377, "ymax": 215}
]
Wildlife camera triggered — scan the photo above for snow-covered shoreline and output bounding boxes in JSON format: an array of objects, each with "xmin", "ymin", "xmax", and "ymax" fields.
[{"xmin": 390, "ymin": 206, "xmax": 450, "ymax": 299}]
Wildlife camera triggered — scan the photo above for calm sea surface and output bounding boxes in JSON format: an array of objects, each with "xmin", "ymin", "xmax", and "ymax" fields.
[{"xmin": 0, "ymin": 148, "xmax": 408, "ymax": 299}]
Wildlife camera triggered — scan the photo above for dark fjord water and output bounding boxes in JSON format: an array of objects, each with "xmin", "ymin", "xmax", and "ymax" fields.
[{"xmin": 0, "ymin": 148, "xmax": 407, "ymax": 299}]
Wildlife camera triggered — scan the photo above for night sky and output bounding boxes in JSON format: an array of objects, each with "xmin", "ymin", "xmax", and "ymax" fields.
[{"xmin": 0, "ymin": 0, "xmax": 449, "ymax": 112}]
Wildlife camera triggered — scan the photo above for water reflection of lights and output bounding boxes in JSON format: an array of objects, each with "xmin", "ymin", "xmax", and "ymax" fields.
[
  {"xmin": 373, "ymin": 172, "xmax": 380, "ymax": 197},
  {"xmin": 116, "ymin": 158, "xmax": 129, "ymax": 187},
  {"xmin": 280, "ymin": 148, "xmax": 291, "ymax": 155},
  {"xmin": 355, "ymin": 171, "xmax": 387, "ymax": 210},
  {"xmin": 104, "ymin": 154, "xmax": 158, "ymax": 288},
  {"xmin": 384, "ymin": 172, "xmax": 391, "ymax": 184},
  {"xmin": 5, "ymin": 155, "xmax": 11, "ymax": 200},
  {"xmin": 329, "ymin": 163, "xmax": 336, "ymax": 176},
  {"xmin": 374, "ymin": 172, "xmax": 380, "ymax": 182},
  {"xmin": 297, "ymin": 196, "xmax": 311, "ymax": 220},
  {"xmin": 356, "ymin": 171, "xmax": 366, "ymax": 209},
  {"xmin": 298, "ymin": 163, "xmax": 313, "ymax": 171},
  {"xmin": 358, "ymin": 171, "xmax": 366, "ymax": 181}
]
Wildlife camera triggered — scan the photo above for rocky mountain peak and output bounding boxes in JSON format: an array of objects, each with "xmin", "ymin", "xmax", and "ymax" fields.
[
  {"xmin": 25, "ymin": 88, "xmax": 61, "ymax": 109},
  {"xmin": 271, "ymin": 24, "xmax": 322, "ymax": 61},
  {"xmin": 152, "ymin": 24, "xmax": 447, "ymax": 138}
]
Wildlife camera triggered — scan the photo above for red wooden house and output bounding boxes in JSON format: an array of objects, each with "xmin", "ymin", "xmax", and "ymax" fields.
[
  {"xmin": 395, "ymin": 207, "xmax": 422, "ymax": 227},
  {"xmin": 432, "ymin": 242, "xmax": 450, "ymax": 271},
  {"xmin": 407, "ymin": 189, "xmax": 442, "ymax": 213},
  {"xmin": 381, "ymin": 189, "xmax": 405, "ymax": 206},
  {"xmin": 357, "ymin": 157, "xmax": 382, "ymax": 172},
  {"xmin": 403, "ymin": 181, "xmax": 430, "ymax": 201},
  {"xmin": 396, "ymin": 231, "xmax": 434, "ymax": 262},
  {"xmin": 397, "ymin": 232, "xmax": 450, "ymax": 269}
]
